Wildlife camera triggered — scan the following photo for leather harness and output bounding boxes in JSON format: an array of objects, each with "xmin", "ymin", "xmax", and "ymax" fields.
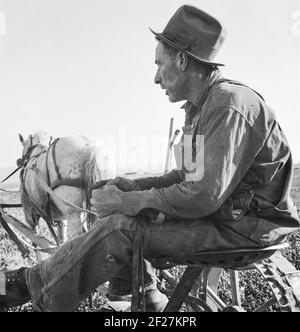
[{"xmin": 19, "ymin": 138, "xmax": 85, "ymax": 245}]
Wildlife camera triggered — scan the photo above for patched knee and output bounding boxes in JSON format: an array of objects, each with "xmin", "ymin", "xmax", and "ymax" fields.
[
  {"xmin": 92, "ymin": 214, "xmax": 135, "ymax": 231},
  {"xmin": 105, "ymin": 254, "xmax": 116, "ymax": 263}
]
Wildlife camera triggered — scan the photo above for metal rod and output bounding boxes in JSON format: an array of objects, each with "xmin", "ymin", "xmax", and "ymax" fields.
[
  {"xmin": 230, "ymin": 270, "xmax": 242, "ymax": 306},
  {"xmin": 0, "ymin": 210, "xmax": 30, "ymax": 260},
  {"xmin": 254, "ymin": 297, "xmax": 277, "ymax": 312},
  {"xmin": 160, "ymin": 268, "xmax": 227, "ymax": 311},
  {"xmin": 0, "ymin": 204, "xmax": 22, "ymax": 209},
  {"xmin": 164, "ymin": 117, "xmax": 174, "ymax": 174},
  {"xmin": 164, "ymin": 267, "xmax": 203, "ymax": 312},
  {"xmin": 206, "ymin": 286, "xmax": 227, "ymax": 310}
]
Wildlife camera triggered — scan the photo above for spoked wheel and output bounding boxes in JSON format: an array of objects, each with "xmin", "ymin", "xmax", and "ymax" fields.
[
  {"xmin": 158, "ymin": 264, "xmax": 297, "ymax": 313},
  {"xmin": 222, "ymin": 305, "xmax": 246, "ymax": 312},
  {"xmin": 147, "ymin": 251, "xmax": 300, "ymax": 312},
  {"xmin": 158, "ymin": 267, "xmax": 218, "ymax": 312},
  {"xmin": 185, "ymin": 295, "xmax": 214, "ymax": 312}
]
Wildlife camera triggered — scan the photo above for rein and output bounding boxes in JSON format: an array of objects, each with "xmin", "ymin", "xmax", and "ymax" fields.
[
  {"xmin": 31, "ymin": 167, "xmax": 100, "ymax": 218},
  {"xmin": 0, "ymin": 137, "xmax": 110, "ymax": 258},
  {"xmin": 0, "ymin": 144, "xmax": 47, "ymax": 192},
  {"xmin": 21, "ymin": 138, "xmax": 101, "ymax": 245},
  {"xmin": 0, "ymin": 167, "xmax": 22, "ymax": 184}
]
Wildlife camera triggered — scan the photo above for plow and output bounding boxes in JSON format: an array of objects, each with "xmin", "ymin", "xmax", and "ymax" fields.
[{"xmin": 0, "ymin": 203, "xmax": 58, "ymax": 262}]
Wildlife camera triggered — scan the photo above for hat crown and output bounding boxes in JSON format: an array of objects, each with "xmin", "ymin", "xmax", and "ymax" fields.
[{"xmin": 152, "ymin": 5, "xmax": 227, "ymax": 66}]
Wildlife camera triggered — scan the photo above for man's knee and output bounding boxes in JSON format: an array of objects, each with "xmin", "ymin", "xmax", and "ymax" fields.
[{"xmin": 91, "ymin": 213, "xmax": 137, "ymax": 232}]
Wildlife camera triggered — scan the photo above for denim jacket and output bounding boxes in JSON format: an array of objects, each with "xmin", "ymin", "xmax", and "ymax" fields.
[{"xmin": 122, "ymin": 70, "xmax": 300, "ymax": 227}]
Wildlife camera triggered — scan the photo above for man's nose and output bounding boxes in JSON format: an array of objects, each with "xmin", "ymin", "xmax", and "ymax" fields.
[{"xmin": 154, "ymin": 70, "xmax": 161, "ymax": 85}]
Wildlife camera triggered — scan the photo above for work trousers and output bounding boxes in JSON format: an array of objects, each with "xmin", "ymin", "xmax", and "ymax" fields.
[{"xmin": 26, "ymin": 213, "xmax": 296, "ymax": 311}]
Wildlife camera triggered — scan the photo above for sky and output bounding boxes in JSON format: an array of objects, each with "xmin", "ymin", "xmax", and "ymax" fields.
[{"xmin": 0, "ymin": 0, "xmax": 299, "ymax": 173}]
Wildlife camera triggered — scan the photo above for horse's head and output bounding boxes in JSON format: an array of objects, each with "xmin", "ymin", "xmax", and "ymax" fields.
[{"xmin": 18, "ymin": 131, "xmax": 53, "ymax": 158}]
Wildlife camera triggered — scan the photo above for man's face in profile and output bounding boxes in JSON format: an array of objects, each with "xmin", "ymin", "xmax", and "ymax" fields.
[{"xmin": 154, "ymin": 42, "xmax": 186, "ymax": 103}]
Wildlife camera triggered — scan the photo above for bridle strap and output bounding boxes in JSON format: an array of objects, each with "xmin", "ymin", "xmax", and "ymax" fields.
[
  {"xmin": 52, "ymin": 138, "xmax": 62, "ymax": 180},
  {"xmin": 0, "ymin": 166, "xmax": 22, "ymax": 184},
  {"xmin": 20, "ymin": 168, "xmax": 61, "ymax": 246},
  {"xmin": 45, "ymin": 138, "xmax": 62, "ymax": 186},
  {"xmin": 0, "ymin": 144, "xmax": 43, "ymax": 184},
  {"xmin": 19, "ymin": 139, "xmax": 62, "ymax": 246},
  {"xmin": 21, "ymin": 144, "xmax": 45, "ymax": 167}
]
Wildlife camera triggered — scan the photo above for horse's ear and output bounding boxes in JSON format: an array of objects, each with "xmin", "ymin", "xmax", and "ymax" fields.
[{"xmin": 18, "ymin": 133, "xmax": 25, "ymax": 144}]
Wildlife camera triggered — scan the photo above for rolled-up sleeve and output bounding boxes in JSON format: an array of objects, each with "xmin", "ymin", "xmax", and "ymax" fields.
[{"xmin": 121, "ymin": 106, "xmax": 265, "ymax": 219}]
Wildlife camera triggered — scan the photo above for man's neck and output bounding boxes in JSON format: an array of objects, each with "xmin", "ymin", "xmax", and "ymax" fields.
[{"xmin": 186, "ymin": 69, "xmax": 221, "ymax": 107}]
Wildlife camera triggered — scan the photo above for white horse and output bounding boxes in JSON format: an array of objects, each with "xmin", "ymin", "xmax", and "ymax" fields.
[{"xmin": 18, "ymin": 131, "xmax": 116, "ymax": 253}]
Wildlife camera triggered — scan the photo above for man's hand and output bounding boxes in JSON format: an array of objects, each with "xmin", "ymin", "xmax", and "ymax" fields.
[
  {"xmin": 106, "ymin": 177, "xmax": 142, "ymax": 192},
  {"xmin": 90, "ymin": 185, "xmax": 123, "ymax": 218}
]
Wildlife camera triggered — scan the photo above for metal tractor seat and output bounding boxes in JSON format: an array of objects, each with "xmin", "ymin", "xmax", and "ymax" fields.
[{"xmin": 131, "ymin": 242, "xmax": 300, "ymax": 312}]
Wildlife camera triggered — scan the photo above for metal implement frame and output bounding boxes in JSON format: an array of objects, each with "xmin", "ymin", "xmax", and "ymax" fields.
[{"xmin": 156, "ymin": 249, "xmax": 300, "ymax": 313}]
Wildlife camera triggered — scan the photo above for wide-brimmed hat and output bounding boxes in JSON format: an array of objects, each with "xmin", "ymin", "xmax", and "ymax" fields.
[{"xmin": 150, "ymin": 5, "xmax": 226, "ymax": 66}]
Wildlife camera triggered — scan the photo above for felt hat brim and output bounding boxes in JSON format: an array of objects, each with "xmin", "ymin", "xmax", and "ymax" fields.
[{"xmin": 150, "ymin": 28, "xmax": 225, "ymax": 67}]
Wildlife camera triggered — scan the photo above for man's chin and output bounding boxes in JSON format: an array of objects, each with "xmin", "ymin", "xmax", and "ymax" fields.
[{"xmin": 168, "ymin": 95, "xmax": 182, "ymax": 103}]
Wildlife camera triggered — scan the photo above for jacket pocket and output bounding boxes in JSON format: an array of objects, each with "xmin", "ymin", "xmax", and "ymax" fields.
[
  {"xmin": 209, "ymin": 196, "xmax": 237, "ymax": 222},
  {"xmin": 209, "ymin": 190, "xmax": 255, "ymax": 222}
]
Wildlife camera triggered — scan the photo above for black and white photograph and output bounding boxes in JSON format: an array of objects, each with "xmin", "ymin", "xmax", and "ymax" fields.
[{"xmin": 0, "ymin": 0, "xmax": 300, "ymax": 315}]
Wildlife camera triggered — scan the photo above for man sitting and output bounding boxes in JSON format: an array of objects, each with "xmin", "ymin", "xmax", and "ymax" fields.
[{"xmin": 1, "ymin": 5, "xmax": 299, "ymax": 312}]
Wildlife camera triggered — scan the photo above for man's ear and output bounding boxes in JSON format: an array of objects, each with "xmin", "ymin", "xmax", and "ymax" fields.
[
  {"xmin": 18, "ymin": 133, "xmax": 25, "ymax": 144},
  {"xmin": 176, "ymin": 51, "xmax": 189, "ymax": 71}
]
